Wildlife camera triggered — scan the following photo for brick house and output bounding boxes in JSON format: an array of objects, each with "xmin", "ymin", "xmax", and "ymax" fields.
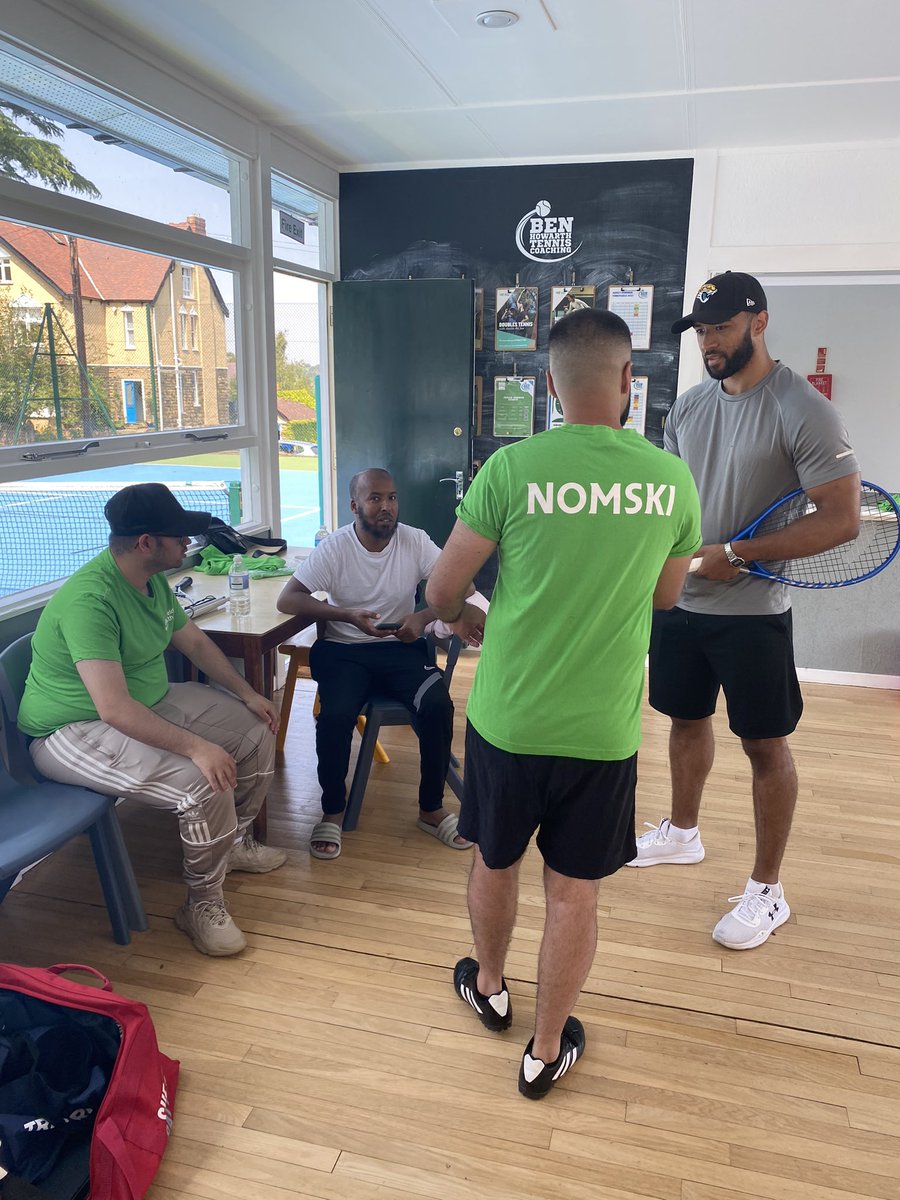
[{"xmin": 0, "ymin": 214, "xmax": 229, "ymax": 435}]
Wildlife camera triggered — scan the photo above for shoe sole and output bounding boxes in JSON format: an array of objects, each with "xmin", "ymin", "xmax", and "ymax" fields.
[
  {"xmin": 626, "ymin": 849, "xmax": 705, "ymax": 867},
  {"xmin": 453, "ymin": 957, "xmax": 512, "ymax": 1032},
  {"xmin": 174, "ymin": 908, "xmax": 247, "ymax": 957},
  {"xmin": 226, "ymin": 856, "xmax": 288, "ymax": 874},
  {"xmin": 712, "ymin": 900, "xmax": 792, "ymax": 950}
]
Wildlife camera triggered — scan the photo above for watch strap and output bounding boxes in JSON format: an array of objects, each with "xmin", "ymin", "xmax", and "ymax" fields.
[{"xmin": 723, "ymin": 541, "xmax": 747, "ymax": 568}]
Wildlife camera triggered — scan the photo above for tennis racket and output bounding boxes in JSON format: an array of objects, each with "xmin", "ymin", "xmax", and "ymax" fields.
[{"xmin": 688, "ymin": 479, "xmax": 900, "ymax": 588}]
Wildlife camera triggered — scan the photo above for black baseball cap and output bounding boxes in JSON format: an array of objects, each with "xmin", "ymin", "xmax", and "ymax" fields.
[
  {"xmin": 672, "ymin": 271, "xmax": 768, "ymax": 335},
  {"xmin": 104, "ymin": 483, "xmax": 212, "ymax": 537}
]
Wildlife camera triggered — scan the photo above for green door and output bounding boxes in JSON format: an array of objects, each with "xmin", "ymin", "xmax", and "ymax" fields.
[{"xmin": 332, "ymin": 279, "xmax": 473, "ymax": 545}]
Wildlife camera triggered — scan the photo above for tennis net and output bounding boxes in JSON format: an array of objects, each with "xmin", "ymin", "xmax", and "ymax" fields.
[{"xmin": 0, "ymin": 480, "xmax": 240, "ymax": 598}]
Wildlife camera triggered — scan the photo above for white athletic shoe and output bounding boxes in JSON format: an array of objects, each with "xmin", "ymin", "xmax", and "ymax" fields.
[
  {"xmin": 175, "ymin": 899, "xmax": 247, "ymax": 956},
  {"xmin": 626, "ymin": 818, "xmax": 705, "ymax": 867},
  {"xmin": 712, "ymin": 883, "xmax": 791, "ymax": 950},
  {"xmin": 226, "ymin": 834, "xmax": 288, "ymax": 874}
]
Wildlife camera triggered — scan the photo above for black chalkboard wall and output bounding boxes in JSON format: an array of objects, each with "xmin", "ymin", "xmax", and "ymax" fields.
[{"xmin": 339, "ymin": 159, "xmax": 694, "ymax": 463}]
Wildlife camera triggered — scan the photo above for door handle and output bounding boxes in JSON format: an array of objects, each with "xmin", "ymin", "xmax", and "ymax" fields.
[{"xmin": 439, "ymin": 470, "xmax": 464, "ymax": 501}]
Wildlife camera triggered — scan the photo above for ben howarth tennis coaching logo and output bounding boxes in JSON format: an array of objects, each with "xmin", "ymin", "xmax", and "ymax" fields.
[{"xmin": 515, "ymin": 199, "xmax": 582, "ymax": 264}]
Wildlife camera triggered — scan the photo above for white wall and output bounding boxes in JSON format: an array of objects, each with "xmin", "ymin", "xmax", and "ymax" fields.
[
  {"xmin": 679, "ymin": 144, "xmax": 900, "ymax": 682},
  {"xmin": 677, "ymin": 144, "xmax": 900, "ymax": 393}
]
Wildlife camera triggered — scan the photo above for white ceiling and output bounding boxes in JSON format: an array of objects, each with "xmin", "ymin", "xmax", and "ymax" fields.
[{"xmin": 67, "ymin": 0, "xmax": 900, "ymax": 169}]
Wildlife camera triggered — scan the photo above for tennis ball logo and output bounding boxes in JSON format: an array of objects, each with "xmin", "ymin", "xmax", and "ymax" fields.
[{"xmin": 515, "ymin": 199, "xmax": 582, "ymax": 263}]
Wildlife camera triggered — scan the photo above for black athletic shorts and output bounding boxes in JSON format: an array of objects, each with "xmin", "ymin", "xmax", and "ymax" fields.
[
  {"xmin": 459, "ymin": 722, "xmax": 638, "ymax": 880},
  {"xmin": 648, "ymin": 606, "xmax": 803, "ymax": 740}
]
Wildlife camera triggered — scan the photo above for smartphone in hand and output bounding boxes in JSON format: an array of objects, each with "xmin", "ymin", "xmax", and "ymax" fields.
[{"xmin": 374, "ymin": 621, "xmax": 402, "ymax": 630}]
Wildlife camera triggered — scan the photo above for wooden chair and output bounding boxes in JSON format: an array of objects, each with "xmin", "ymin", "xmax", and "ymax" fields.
[
  {"xmin": 276, "ymin": 637, "xmax": 389, "ymax": 762},
  {"xmin": 0, "ymin": 634, "xmax": 147, "ymax": 945}
]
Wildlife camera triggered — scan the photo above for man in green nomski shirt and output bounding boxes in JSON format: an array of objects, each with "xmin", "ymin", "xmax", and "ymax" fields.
[
  {"xmin": 427, "ymin": 309, "xmax": 702, "ymax": 1099},
  {"xmin": 18, "ymin": 483, "xmax": 287, "ymax": 957}
]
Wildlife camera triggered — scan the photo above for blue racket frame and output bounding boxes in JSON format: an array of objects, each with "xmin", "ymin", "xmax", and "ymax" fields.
[{"xmin": 732, "ymin": 479, "xmax": 900, "ymax": 588}]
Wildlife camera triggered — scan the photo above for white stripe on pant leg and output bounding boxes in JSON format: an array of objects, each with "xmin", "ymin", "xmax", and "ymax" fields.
[
  {"xmin": 412, "ymin": 671, "xmax": 443, "ymax": 711},
  {"xmin": 43, "ymin": 726, "xmax": 214, "ymax": 808}
]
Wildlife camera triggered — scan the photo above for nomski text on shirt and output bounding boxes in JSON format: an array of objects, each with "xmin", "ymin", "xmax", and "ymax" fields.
[{"xmin": 526, "ymin": 481, "xmax": 678, "ymax": 516}]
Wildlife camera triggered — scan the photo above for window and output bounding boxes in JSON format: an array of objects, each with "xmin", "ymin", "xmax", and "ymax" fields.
[
  {"xmin": 122, "ymin": 305, "xmax": 135, "ymax": 349},
  {"xmin": 11, "ymin": 292, "xmax": 43, "ymax": 329},
  {"xmin": 274, "ymin": 270, "xmax": 328, "ymax": 548},
  {"xmin": 271, "ymin": 173, "xmax": 330, "ymax": 274},
  {"xmin": 0, "ymin": 33, "xmax": 336, "ymax": 607},
  {"xmin": 0, "ymin": 44, "xmax": 244, "ymax": 243},
  {"xmin": 0, "ymin": 465, "xmax": 242, "ymax": 598}
]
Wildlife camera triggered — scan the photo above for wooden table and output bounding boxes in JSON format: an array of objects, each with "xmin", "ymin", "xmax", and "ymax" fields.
[
  {"xmin": 174, "ymin": 573, "xmax": 312, "ymax": 840},
  {"xmin": 184, "ymin": 574, "xmax": 311, "ymax": 699}
]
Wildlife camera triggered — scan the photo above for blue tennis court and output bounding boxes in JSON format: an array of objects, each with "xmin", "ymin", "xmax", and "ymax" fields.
[{"xmin": 1, "ymin": 463, "xmax": 320, "ymax": 597}]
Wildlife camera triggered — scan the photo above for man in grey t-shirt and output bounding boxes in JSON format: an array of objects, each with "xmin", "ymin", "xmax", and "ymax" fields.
[{"xmin": 628, "ymin": 271, "xmax": 861, "ymax": 950}]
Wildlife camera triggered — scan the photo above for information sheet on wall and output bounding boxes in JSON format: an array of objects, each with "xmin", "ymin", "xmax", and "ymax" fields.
[
  {"xmin": 625, "ymin": 375, "xmax": 648, "ymax": 435},
  {"xmin": 494, "ymin": 376, "xmax": 535, "ymax": 437},
  {"xmin": 608, "ymin": 284, "xmax": 655, "ymax": 350}
]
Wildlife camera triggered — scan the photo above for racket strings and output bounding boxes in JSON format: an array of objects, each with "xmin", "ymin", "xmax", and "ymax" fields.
[{"xmin": 753, "ymin": 487, "xmax": 900, "ymax": 586}]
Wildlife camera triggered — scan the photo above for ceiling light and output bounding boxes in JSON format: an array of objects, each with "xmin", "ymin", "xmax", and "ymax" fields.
[{"xmin": 475, "ymin": 10, "xmax": 519, "ymax": 29}]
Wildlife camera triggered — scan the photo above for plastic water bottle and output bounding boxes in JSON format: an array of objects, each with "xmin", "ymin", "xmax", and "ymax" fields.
[
  {"xmin": 314, "ymin": 525, "xmax": 329, "ymax": 547},
  {"xmin": 228, "ymin": 554, "xmax": 251, "ymax": 617}
]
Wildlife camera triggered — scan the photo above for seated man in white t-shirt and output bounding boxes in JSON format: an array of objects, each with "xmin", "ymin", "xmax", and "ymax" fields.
[{"xmin": 277, "ymin": 468, "xmax": 472, "ymax": 860}]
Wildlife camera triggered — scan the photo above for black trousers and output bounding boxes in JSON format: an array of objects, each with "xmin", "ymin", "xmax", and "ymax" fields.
[{"xmin": 308, "ymin": 637, "xmax": 454, "ymax": 816}]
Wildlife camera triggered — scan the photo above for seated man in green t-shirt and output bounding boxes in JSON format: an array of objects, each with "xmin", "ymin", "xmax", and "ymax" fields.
[
  {"xmin": 426, "ymin": 309, "xmax": 702, "ymax": 1099},
  {"xmin": 18, "ymin": 483, "xmax": 288, "ymax": 957}
]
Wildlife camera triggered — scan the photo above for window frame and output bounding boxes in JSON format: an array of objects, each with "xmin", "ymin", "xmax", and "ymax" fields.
[
  {"xmin": 122, "ymin": 305, "xmax": 135, "ymax": 349},
  {"xmin": 0, "ymin": 35, "xmax": 338, "ymax": 618}
]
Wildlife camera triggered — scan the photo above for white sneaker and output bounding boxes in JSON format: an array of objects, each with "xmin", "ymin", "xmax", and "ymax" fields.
[
  {"xmin": 712, "ymin": 883, "xmax": 791, "ymax": 950},
  {"xmin": 226, "ymin": 834, "xmax": 288, "ymax": 874},
  {"xmin": 626, "ymin": 818, "xmax": 705, "ymax": 867},
  {"xmin": 175, "ymin": 899, "xmax": 247, "ymax": 956}
]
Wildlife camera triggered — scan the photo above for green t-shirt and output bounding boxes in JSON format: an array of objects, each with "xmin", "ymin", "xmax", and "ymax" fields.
[
  {"xmin": 18, "ymin": 549, "xmax": 188, "ymax": 737},
  {"xmin": 457, "ymin": 424, "xmax": 702, "ymax": 760}
]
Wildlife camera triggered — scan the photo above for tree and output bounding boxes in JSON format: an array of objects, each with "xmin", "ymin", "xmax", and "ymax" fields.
[
  {"xmin": 0, "ymin": 102, "xmax": 99, "ymax": 195},
  {"xmin": 274, "ymin": 329, "xmax": 318, "ymax": 394}
]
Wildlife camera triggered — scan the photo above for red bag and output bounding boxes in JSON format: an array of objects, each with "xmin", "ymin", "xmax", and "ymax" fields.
[{"xmin": 0, "ymin": 963, "xmax": 179, "ymax": 1200}]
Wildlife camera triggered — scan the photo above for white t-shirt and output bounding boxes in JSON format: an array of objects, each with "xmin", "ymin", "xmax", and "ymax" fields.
[{"xmin": 294, "ymin": 522, "xmax": 442, "ymax": 644}]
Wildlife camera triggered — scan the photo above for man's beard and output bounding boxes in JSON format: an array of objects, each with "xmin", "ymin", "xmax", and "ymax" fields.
[
  {"xmin": 359, "ymin": 513, "xmax": 397, "ymax": 542},
  {"xmin": 704, "ymin": 325, "xmax": 754, "ymax": 380}
]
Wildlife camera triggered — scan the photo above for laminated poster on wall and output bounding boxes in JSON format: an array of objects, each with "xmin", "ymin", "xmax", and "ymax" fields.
[
  {"xmin": 550, "ymin": 285, "xmax": 596, "ymax": 325},
  {"xmin": 546, "ymin": 390, "xmax": 564, "ymax": 430},
  {"xmin": 625, "ymin": 375, "xmax": 648, "ymax": 436},
  {"xmin": 494, "ymin": 376, "xmax": 535, "ymax": 438},
  {"xmin": 608, "ymin": 284, "xmax": 654, "ymax": 351},
  {"xmin": 495, "ymin": 286, "xmax": 538, "ymax": 351}
]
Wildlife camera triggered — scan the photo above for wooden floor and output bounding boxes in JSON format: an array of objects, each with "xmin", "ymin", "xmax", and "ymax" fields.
[{"xmin": 3, "ymin": 652, "xmax": 900, "ymax": 1200}]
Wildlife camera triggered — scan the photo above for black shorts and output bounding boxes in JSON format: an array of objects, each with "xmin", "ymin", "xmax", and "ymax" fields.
[
  {"xmin": 648, "ymin": 607, "xmax": 803, "ymax": 740},
  {"xmin": 459, "ymin": 722, "xmax": 637, "ymax": 880}
]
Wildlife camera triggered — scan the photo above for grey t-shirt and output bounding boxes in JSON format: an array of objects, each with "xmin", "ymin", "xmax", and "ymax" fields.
[{"xmin": 666, "ymin": 362, "xmax": 859, "ymax": 616}]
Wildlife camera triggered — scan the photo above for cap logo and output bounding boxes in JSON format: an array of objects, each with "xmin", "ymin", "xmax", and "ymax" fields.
[
  {"xmin": 696, "ymin": 282, "xmax": 717, "ymax": 304},
  {"xmin": 747, "ymin": 299, "xmax": 756, "ymax": 307}
]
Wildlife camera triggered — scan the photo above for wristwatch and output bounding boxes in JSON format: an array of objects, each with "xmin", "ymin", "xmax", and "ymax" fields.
[{"xmin": 723, "ymin": 541, "xmax": 747, "ymax": 569}]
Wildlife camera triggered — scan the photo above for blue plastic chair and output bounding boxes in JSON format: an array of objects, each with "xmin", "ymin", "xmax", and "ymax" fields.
[{"xmin": 0, "ymin": 634, "xmax": 146, "ymax": 945}]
